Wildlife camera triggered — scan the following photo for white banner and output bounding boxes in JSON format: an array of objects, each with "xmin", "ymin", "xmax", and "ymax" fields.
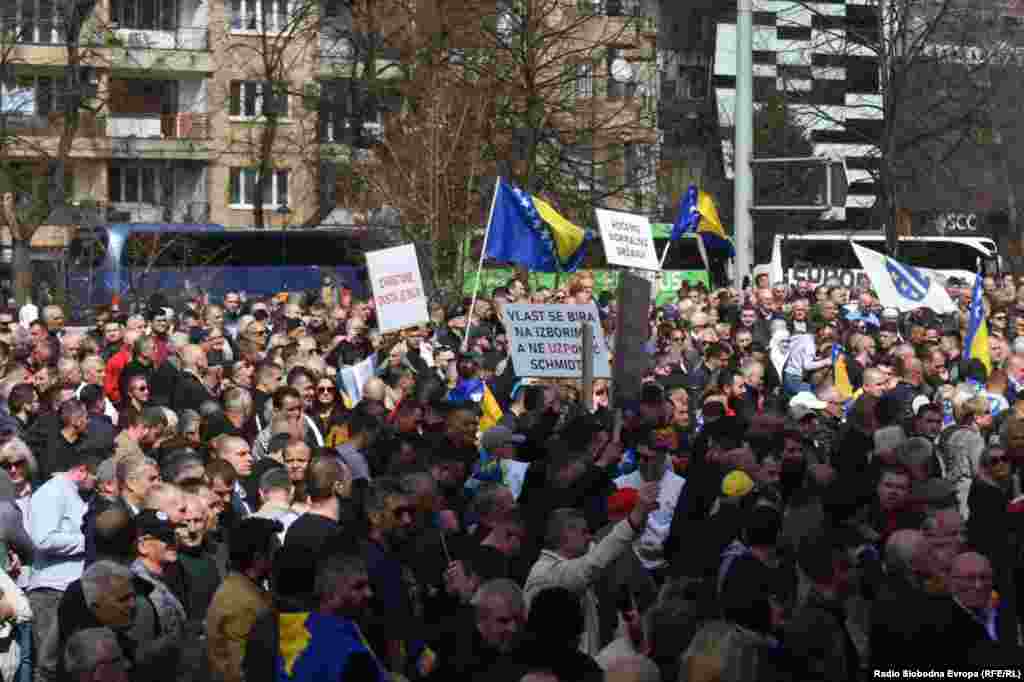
[
  {"xmin": 595, "ymin": 208, "xmax": 660, "ymax": 271},
  {"xmin": 503, "ymin": 303, "xmax": 611, "ymax": 378},
  {"xmin": 340, "ymin": 353, "xmax": 377, "ymax": 404},
  {"xmin": 365, "ymin": 244, "xmax": 430, "ymax": 333}
]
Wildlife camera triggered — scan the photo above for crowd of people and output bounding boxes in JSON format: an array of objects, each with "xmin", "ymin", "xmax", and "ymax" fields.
[{"xmin": 0, "ymin": 267, "xmax": 1018, "ymax": 682}]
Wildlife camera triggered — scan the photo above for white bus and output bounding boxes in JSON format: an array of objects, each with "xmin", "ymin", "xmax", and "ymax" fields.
[{"xmin": 763, "ymin": 233, "xmax": 1001, "ymax": 289}]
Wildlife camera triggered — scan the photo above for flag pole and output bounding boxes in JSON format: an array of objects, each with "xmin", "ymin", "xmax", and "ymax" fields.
[
  {"xmin": 463, "ymin": 176, "xmax": 501, "ymax": 352},
  {"xmin": 658, "ymin": 239, "xmax": 673, "ymax": 269}
]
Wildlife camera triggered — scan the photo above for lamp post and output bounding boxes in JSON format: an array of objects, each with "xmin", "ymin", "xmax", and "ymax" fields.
[
  {"xmin": 734, "ymin": 0, "xmax": 754, "ymax": 290},
  {"xmin": 277, "ymin": 200, "xmax": 290, "ymax": 288}
]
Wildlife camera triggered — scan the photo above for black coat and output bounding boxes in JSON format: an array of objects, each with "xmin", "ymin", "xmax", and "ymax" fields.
[
  {"xmin": 928, "ymin": 597, "xmax": 999, "ymax": 669},
  {"xmin": 171, "ymin": 372, "xmax": 214, "ymax": 413},
  {"xmin": 870, "ymin": 573, "xmax": 947, "ymax": 669}
]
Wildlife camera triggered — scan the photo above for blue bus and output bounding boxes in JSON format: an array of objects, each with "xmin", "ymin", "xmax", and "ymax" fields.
[{"xmin": 66, "ymin": 224, "xmax": 375, "ymax": 310}]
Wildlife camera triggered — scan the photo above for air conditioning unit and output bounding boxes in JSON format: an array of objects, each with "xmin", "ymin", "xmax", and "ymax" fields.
[{"xmin": 362, "ymin": 121, "xmax": 383, "ymax": 141}]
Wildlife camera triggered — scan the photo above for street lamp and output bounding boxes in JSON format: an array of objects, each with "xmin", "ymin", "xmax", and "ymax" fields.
[{"xmin": 277, "ymin": 199, "xmax": 290, "ymax": 279}]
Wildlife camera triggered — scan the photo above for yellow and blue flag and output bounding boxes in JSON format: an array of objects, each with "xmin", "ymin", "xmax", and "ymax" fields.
[
  {"xmin": 963, "ymin": 273, "xmax": 992, "ymax": 376},
  {"xmin": 832, "ymin": 344, "xmax": 853, "ymax": 400},
  {"xmin": 670, "ymin": 184, "xmax": 734, "ymax": 257},
  {"xmin": 448, "ymin": 377, "xmax": 503, "ymax": 432},
  {"xmin": 485, "ymin": 178, "xmax": 588, "ymax": 272},
  {"xmin": 670, "ymin": 185, "xmax": 700, "ymax": 240}
]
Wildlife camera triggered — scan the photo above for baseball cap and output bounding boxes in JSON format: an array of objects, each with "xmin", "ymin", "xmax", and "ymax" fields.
[
  {"xmin": 790, "ymin": 392, "xmax": 828, "ymax": 411},
  {"xmin": 722, "ymin": 470, "xmax": 754, "ymax": 498},
  {"xmin": 135, "ymin": 510, "xmax": 176, "ymax": 545},
  {"xmin": 911, "ymin": 395, "xmax": 933, "ymax": 417},
  {"xmin": 608, "ymin": 488, "xmax": 639, "ymax": 518},
  {"xmin": 480, "ymin": 425, "xmax": 526, "ymax": 452}
]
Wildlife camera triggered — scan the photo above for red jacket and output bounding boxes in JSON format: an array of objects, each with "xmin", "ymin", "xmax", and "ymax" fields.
[{"xmin": 104, "ymin": 345, "xmax": 132, "ymax": 404}]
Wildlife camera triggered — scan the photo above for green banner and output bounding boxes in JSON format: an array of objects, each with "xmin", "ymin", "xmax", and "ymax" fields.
[{"xmin": 463, "ymin": 267, "xmax": 709, "ymax": 305}]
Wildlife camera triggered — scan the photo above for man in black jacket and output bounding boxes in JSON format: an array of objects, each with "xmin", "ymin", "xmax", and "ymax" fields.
[{"xmin": 172, "ymin": 345, "xmax": 213, "ymax": 414}]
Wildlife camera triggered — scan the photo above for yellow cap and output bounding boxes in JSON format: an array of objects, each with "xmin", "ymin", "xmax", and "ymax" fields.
[{"xmin": 721, "ymin": 470, "xmax": 754, "ymax": 498}]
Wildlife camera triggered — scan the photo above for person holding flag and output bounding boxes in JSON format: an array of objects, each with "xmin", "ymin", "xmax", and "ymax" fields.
[
  {"xmin": 664, "ymin": 184, "xmax": 734, "ymax": 285},
  {"xmin": 963, "ymin": 273, "xmax": 992, "ymax": 377},
  {"xmin": 447, "ymin": 351, "xmax": 503, "ymax": 433}
]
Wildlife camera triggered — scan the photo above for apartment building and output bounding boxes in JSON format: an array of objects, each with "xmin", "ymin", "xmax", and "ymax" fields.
[{"xmin": 1, "ymin": 0, "xmax": 668, "ymax": 275}]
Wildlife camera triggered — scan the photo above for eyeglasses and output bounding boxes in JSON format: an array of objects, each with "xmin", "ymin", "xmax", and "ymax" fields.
[
  {"xmin": 317, "ymin": 386, "xmax": 335, "ymax": 394},
  {"xmin": 134, "ymin": 386, "xmax": 150, "ymax": 393},
  {"xmin": 0, "ymin": 460, "xmax": 24, "ymax": 470}
]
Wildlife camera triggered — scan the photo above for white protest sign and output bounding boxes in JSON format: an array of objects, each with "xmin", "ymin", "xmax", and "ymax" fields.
[
  {"xmin": 595, "ymin": 208, "xmax": 660, "ymax": 271},
  {"xmin": 365, "ymin": 244, "xmax": 429, "ymax": 333},
  {"xmin": 503, "ymin": 303, "xmax": 611, "ymax": 378},
  {"xmin": 340, "ymin": 353, "xmax": 377, "ymax": 404}
]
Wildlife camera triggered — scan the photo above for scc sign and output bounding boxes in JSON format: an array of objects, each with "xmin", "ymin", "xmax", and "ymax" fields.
[{"xmin": 932, "ymin": 213, "xmax": 979, "ymax": 235}]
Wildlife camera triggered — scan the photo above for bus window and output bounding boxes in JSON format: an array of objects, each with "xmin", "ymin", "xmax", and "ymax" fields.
[
  {"xmin": 781, "ymin": 240, "xmax": 861, "ymax": 270},
  {"xmin": 896, "ymin": 242, "xmax": 985, "ymax": 271}
]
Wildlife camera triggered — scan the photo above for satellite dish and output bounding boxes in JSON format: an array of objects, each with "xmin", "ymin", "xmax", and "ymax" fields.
[{"xmin": 610, "ymin": 58, "xmax": 634, "ymax": 83}]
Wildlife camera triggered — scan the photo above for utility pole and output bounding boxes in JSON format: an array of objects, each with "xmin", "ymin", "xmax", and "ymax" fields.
[{"xmin": 734, "ymin": 0, "xmax": 754, "ymax": 289}]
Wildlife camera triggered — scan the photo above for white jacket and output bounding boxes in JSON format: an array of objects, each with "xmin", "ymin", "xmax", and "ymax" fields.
[{"xmin": 524, "ymin": 518, "xmax": 638, "ymax": 656}]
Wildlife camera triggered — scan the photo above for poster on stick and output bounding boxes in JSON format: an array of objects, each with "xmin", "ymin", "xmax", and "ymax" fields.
[
  {"xmin": 366, "ymin": 244, "xmax": 429, "ymax": 333},
  {"xmin": 503, "ymin": 303, "xmax": 611, "ymax": 378},
  {"xmin": 595, "ymin": 208, "xmax": 660, "ymax": 271}
]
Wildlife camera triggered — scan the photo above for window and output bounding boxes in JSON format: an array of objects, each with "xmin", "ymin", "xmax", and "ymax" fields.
[
  {"xmin": 0, "ymin": 74, "xmax": 62, "ymax": 116},
  {"xmin": 575, "ymin": 63, "xmax": 594, "ymax": 98},
  {"xmin": 110, "ymin": 0, "xmax": 178, "ymax": 30},
  {"xmin": 230, "ymin": 0, "xmax": 290, "ymax": 31},
  {"xmin": 1, "ymin": 75, "xmax": 39, "ymax": 115},
  {"xmin": 229, "ymin": 168, "xmax": 289, "ymax": 208},
  {"xmin": 109, "ymin": 165, "xmax": 159, "ymax": 204},
  {"xmin": 7, "ymin": 0, "xmax": 60, "ymax": 44},
  {"xmin": 229, "ymin": 81, "xmax": 290, "ymax": 118}
]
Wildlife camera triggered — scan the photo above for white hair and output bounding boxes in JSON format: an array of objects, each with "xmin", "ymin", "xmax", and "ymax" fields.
[{"xmin": 81, "ymin": 562, "xmax": 134, "ymax": 609}]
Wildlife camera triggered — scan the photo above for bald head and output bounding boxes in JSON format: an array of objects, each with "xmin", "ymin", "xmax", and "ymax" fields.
[
  {"xmin": 362, "ymin": 377, "xmax": 386, "ymax": 402},
  {"xmin": 180, "ymin": 344, "xmax": 207, "ymax": 371},
  {"xmin": 884, "ymin": 529, "xmax": 927, "ymax": 579},
  {"xmin": 950, "ymin": 552, "xmax": 993, "ymax": 610}
]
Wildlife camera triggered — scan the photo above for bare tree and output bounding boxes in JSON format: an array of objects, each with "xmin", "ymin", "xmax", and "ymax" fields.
[
  {"xmin": 783, "ymin": 0, "xmax": 1016, "ymax": 254},
  {"xmin": 461, "ymin": 0, "xmax": 660, "ymax": 223},
  {"xmin": 0, "ymin": 0, "xmax": 104, "ymax": 304},
  {"xmin": 219, "ymin": 0, "xmax": 326, "ymax": 229}
]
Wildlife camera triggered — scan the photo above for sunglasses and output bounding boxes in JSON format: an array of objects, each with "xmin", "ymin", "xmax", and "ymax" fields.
[
  {"xmin": 317, "ymin": 386, "xmax": 335, "ymax": 393},
  {"xmin": 0, "ymin": 460, "xmax": 23, "ymax": 470},
  {"xmin": 989, "ymin": 456, "xmax": 1009, "ymax": 465},
  {"xmin": 135, "ymin": 386, "xmax": 150, "ymax": 392}
]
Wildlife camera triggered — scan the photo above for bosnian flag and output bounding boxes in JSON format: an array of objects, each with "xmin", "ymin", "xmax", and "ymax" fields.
[{"xmin": 852, "ymin": 243, "xmax": 957, "ymax": 314}]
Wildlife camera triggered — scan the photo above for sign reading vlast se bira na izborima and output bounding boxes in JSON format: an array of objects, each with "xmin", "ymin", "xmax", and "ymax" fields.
[
  {"xmin": 595, "ymin": 208, "xmax": 661, "ymax": 271},
  {"xmin": 503, "ymin": 303, "xmax": 612, "ymax": 378},
  {"xmin": 365, "ymin": 243, "xmax": 430, "ymax": 333}
]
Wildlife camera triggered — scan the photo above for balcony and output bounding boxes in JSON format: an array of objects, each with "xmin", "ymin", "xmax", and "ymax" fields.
[
  {"xmin": 107, "ymin": 200, "xmax": 210, "ymax": 224},
  {"xmin": 105, "ymin": 114, "xmax": 212, "ymax": 159},
  {"xmin": 112, "ymin": 26, "xmax": 208, "ymax": 50},
  {"xmin": 105, "ymin": 27, "xmax": 212, "ymax": 72},
  {"xmin": 106, "ymin": 113, "xmax": 211, "ymax": 140}
]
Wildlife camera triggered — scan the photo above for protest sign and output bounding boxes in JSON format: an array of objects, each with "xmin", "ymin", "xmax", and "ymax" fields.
[
  {"xmin": 365, "ymin": 244, "xmax": 429, "ymax": 333},
  {"xmin": 595, "ymin": 208, "xmax": 660, "ymax": 271},
  {"xmin": 503, "ymin": 303, "xmax": 611, "ymax": 378},
  {"xmin": 340, "ymin": 353, "xmax": 377, "ymax": 404}
]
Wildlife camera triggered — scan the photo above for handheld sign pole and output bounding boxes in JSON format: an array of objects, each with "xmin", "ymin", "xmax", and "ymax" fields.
[
  {"xmin": 581, "ymin": 320, "xmax": 594, "ymax": 412},
  {"xmin": 463, "ymin": 176, "xmax": 501, "ymax": 352}
]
